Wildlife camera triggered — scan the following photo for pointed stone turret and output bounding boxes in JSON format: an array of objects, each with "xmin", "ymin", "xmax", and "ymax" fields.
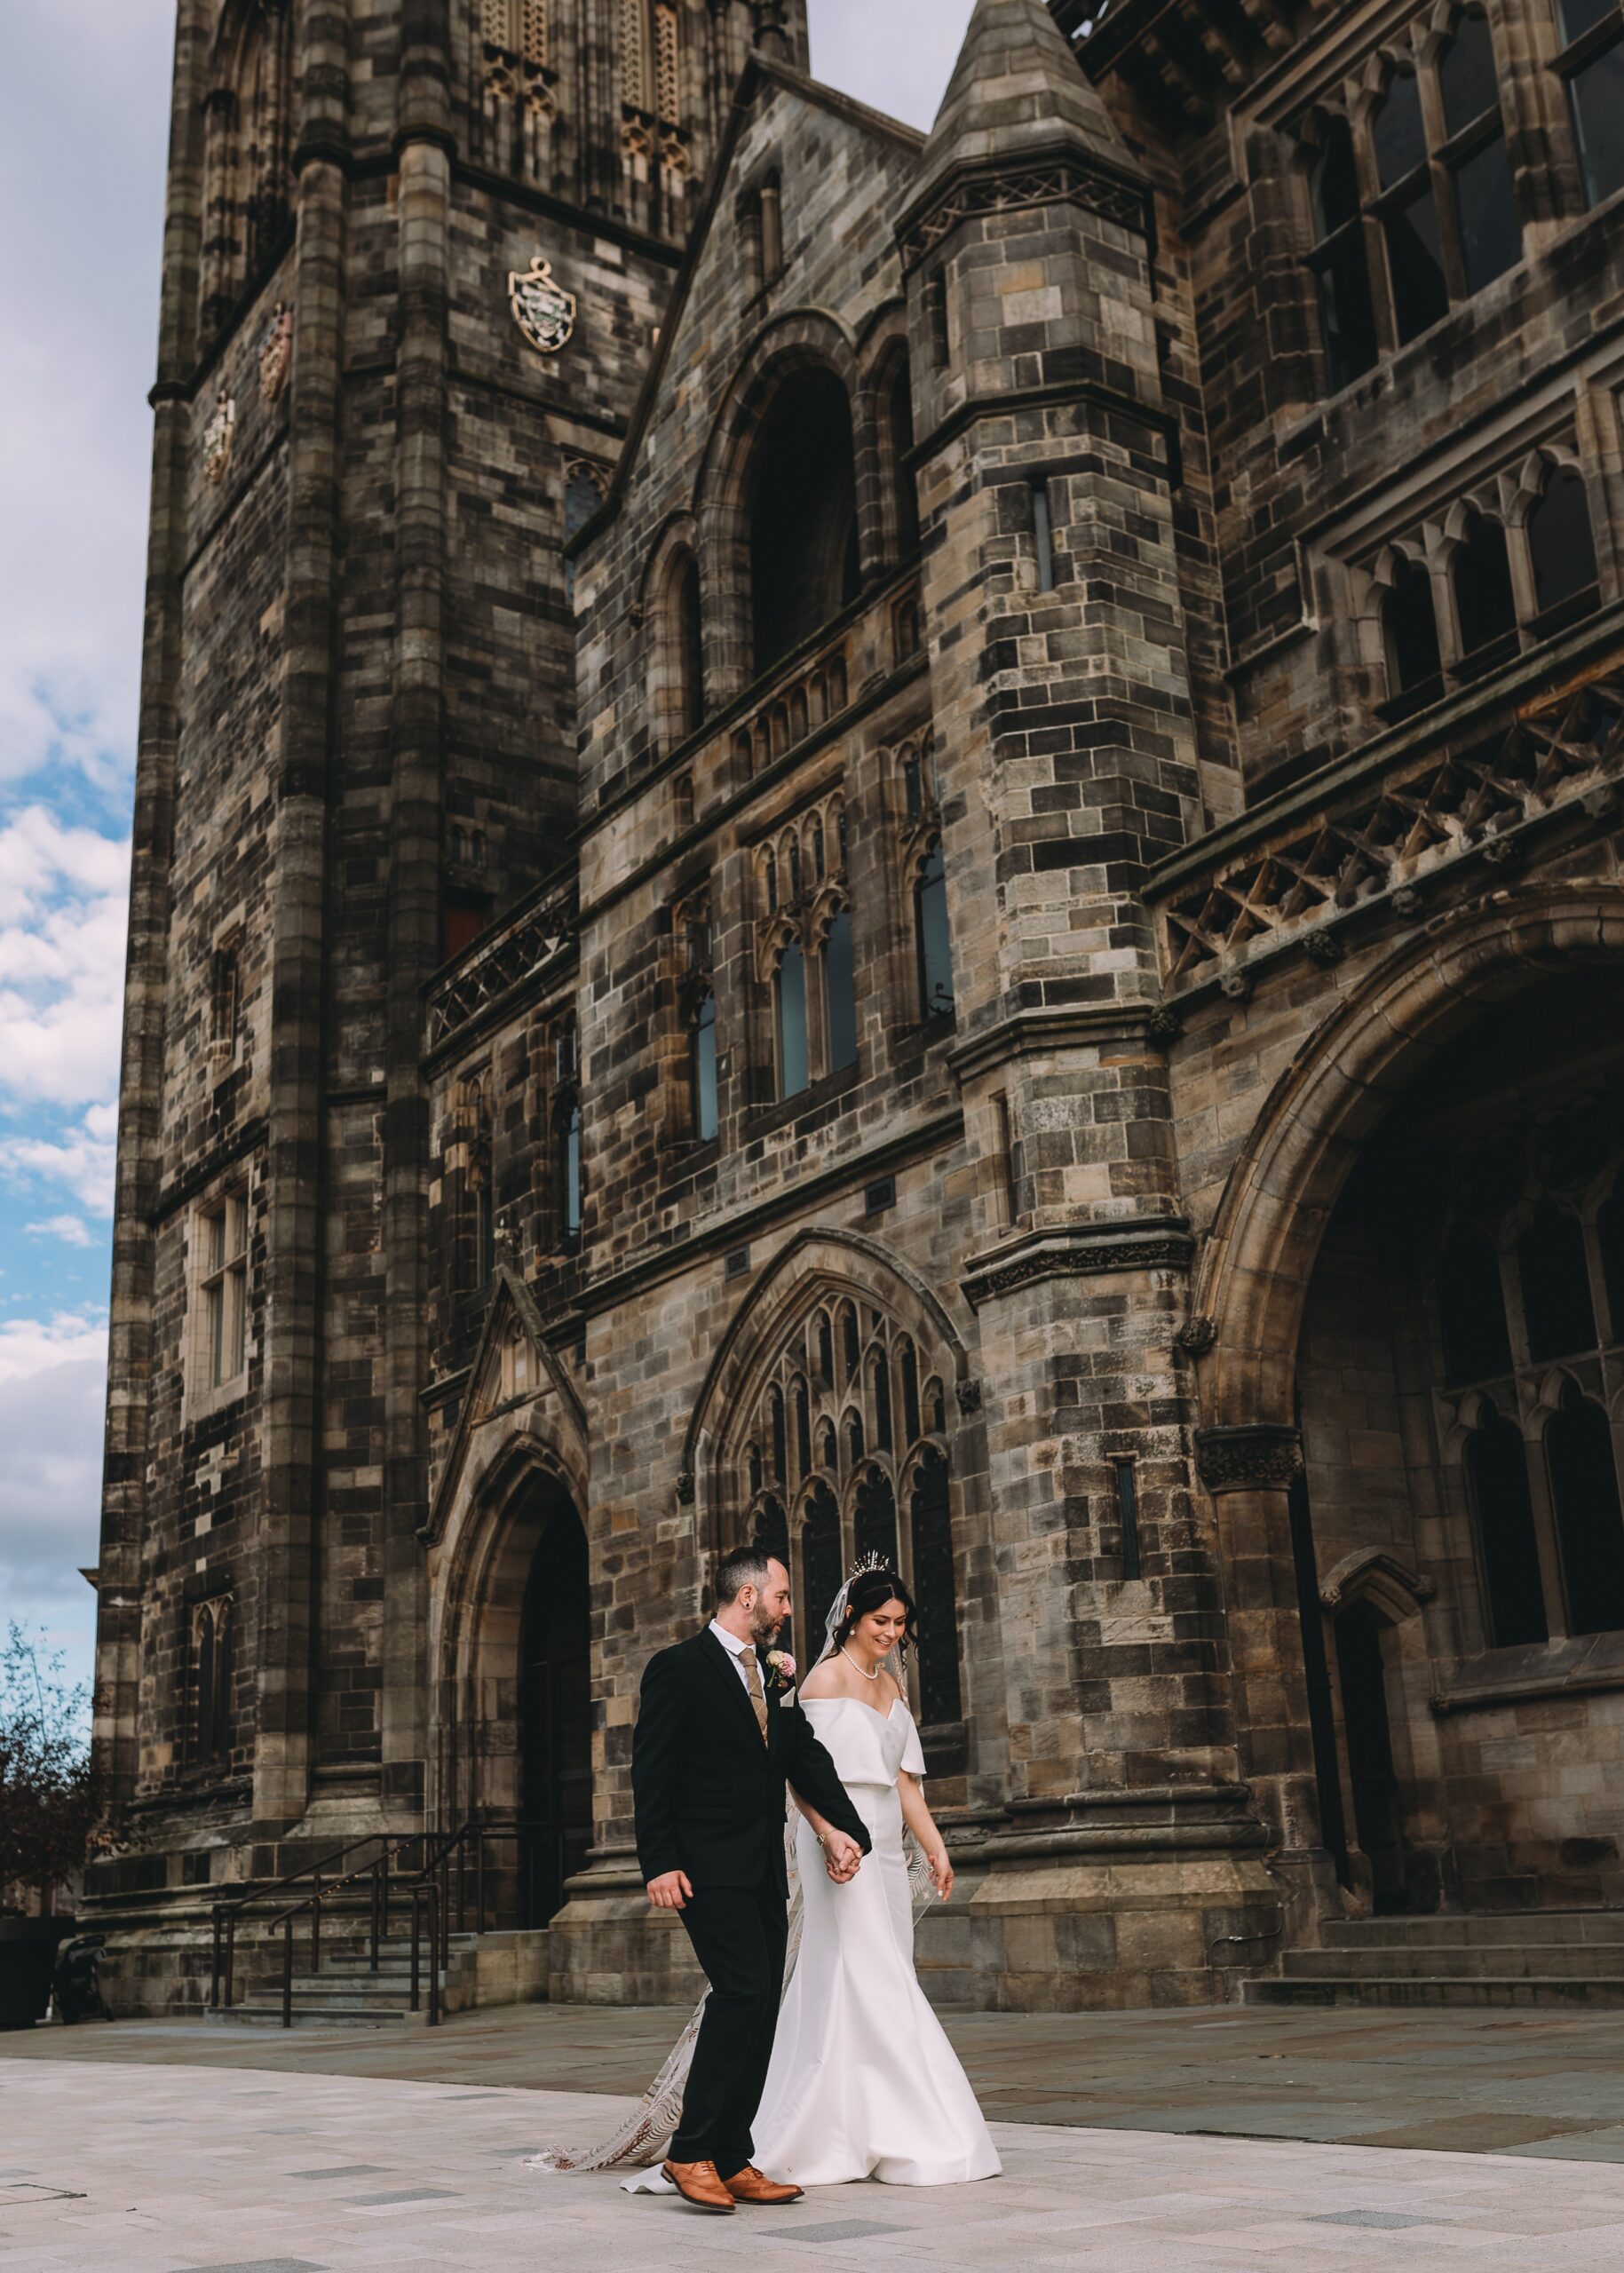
[{"xmin": 905, "ymin": 0, "xmax": 1140, "ymax": 232}]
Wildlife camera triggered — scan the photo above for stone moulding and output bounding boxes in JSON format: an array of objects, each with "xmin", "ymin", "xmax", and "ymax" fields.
[
  {"xmin": 898, "ymin": 150, "xmax": 1151, "ymax": 271},
  {"xmin": 1193, "ymin": 1422, "xmax": 1304, "ymax": 1493},
  {"xmin": 962, "ymin": 1217, "xmax": 1193, "ymax": 1307},
  {"xmin": 1149, "ymin": 617, "xmax": 1624, "ymax": 992}
]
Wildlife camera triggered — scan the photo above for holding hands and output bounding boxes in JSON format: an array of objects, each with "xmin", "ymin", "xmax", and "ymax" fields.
[{"xmin": 820, "ymin": 1829, "xmax": 863, "ymax": 1884}]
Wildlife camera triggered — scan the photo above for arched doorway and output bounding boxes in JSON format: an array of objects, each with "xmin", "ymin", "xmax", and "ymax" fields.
[{"xmin": 517, "ymin": 1489, "xmax": 592, "ymax": 1928}]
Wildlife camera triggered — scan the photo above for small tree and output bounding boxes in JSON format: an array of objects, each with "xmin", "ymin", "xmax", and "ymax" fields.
[{"xmin": 0, "ymin": 1625, "xmax": 104, "ymax": 1915}]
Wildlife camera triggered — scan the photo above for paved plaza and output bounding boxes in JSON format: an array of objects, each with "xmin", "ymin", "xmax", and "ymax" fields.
[
  {"xmin": 7, "ymin": 2001, "xmax": 1624, "ymax": 2160},
  {"xmin": 5, "ymin": 2006, "xmax": 1624, "ymax": 2267},
  {"xmin": 5, "ymin": 2055, "xmax": 1624, "ymax": 2272}
]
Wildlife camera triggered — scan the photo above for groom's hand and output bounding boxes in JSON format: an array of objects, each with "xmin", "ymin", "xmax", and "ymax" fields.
[
  {"xmin": 647, "ymin": 1870, "xmax": 693, "ymax": 1911},
  {"xmin": 822, "ymin": 1832, "xmax": 862, "ymax": 1884}
]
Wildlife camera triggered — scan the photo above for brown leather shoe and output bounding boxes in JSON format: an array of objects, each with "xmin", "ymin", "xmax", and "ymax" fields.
[
  {"xmin": 661, "ymin": 2158, "xmax": 736, "ymax": 2212},
  {"xmin": 723, "ymin": 2164, "xmax": 804, "ymax": 2206}
]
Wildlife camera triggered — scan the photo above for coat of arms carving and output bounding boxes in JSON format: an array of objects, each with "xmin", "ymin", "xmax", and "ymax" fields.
[
  {"xmin": 202, "ymin": 395, "xmax": 237, "ymax": 486},
  {"xmin": 509, "ymin": 254, "xmax": 576, "ymax": 356},
  {"xmin": 259, "ymin": 304, "xmax": 294, "ymax": 405}
]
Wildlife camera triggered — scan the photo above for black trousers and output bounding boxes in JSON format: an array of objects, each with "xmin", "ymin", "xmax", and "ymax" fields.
[{"xmin": 669, "ymin": 1871, "xmax": 788, "ymax": 2175}]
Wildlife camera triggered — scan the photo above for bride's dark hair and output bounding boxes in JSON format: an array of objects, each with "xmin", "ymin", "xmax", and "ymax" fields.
[{"xmin": 821, "ymin": 1567, "xmax": 920, "ymax": 1665}]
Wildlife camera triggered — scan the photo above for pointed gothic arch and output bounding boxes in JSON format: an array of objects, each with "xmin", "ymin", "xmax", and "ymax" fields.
[{"xmin": 199, "ymin": 0, "xmax": 296, "ymax": 347}]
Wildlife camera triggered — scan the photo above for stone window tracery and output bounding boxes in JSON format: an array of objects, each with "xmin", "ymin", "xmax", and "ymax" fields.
[
  {"xmin": 893, "ymin": 736, "xmax": 955, "ymax": 1026},
  {"xmin": 675, "ymin": 889, "xmax": 718, "ymax": 1145},
  {"xmin": 753, "ymin": 792, "xmax": 855, "ymax": 1103},
  {"xmin": 1437, "ymin": 1102, "xmax": 1624, "ymax": 1647},
  {"xmin": 1367, "ymin": 449, "xmax": 1603, "ymax": 715},
  {"xmin": 1295, "ymin": 12, "xmax": 1520, "ymax": 399},
  {"xmin": 741, "ymin": 1301, "xmax": 962, "ymax": 1721},
  {"xmin": 199, "ymin": 0, "xmax": 296, "ymax": 349}
]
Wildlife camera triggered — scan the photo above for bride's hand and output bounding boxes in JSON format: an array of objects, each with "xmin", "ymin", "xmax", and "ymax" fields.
[{"xmin": 928, "ymin": 1847, "xmax": 954, "ymax": 1900}]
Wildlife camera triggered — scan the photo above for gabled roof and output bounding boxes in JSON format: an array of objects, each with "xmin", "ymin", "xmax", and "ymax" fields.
[
  {"xmin": 421, "ymin": 1266, "xmax": 587, "ymax": 1545},
  {"xmin": 566, "ymin": 53, "xmax": 924, "ymax": 554}
]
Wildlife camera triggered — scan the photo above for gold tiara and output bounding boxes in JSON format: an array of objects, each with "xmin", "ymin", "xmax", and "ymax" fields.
[{"xmin": 844, "ymin": 1549, "xmax": 894, "ymax": 1587}]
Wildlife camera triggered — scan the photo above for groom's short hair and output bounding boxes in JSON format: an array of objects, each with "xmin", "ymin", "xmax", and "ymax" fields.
[{"xmin": 716, "ymin": 1544, "xmax": 777, "ymax": 1605}]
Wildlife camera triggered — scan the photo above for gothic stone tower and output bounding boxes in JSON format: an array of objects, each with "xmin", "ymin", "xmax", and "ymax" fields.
[{"xmin": 89, "ymin": 0, "xmax": 799, "ymax": 1999}]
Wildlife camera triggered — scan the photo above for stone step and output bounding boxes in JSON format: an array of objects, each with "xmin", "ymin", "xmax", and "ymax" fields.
[
  {"xmin": 210, "ymin": 2001, "xmax": 429, "ymax": 2029},
  {"xmin": 1244, "ymin": 1976, "xmax": 1624, "ymax": 2009},
  {"xmin": 1283, "ymin": 1942, "xmax": 1624, "ymax": 1982},
  {"xmin": 1320, "ymin": 1910, "xmax": 1624, "ymax": 1950}
]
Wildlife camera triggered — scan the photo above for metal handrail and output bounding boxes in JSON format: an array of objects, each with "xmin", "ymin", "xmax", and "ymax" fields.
[{"xmin": 210, "ymin": 1815, "xmax": 569, "ymax": 2027}]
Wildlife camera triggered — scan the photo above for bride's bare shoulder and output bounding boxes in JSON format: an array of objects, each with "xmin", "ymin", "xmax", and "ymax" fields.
[{"xmin": 798, "ymin": 1659, "xmax": 844, "ymax": 1700}]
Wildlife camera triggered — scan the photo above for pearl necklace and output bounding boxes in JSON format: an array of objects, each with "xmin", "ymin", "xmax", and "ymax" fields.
[{"xmin": 840, "ymin": 1645, "xmax": 883, "ymax": 1681}]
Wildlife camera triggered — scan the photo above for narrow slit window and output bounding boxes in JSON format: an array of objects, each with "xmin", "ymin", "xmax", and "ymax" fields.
[
  {"xmin": 1033, "ymin": 480, "xmax": 1056, "ymax": 592},
  {"xmin": 1114, "ymin": 1461, "xmax": 1143, "ymax": 1581}
]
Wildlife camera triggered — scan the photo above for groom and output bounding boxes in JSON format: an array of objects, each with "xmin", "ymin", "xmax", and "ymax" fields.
[{"xmin": 632, "ymin": 1544, "xmax": 872, "ymax": 2212}]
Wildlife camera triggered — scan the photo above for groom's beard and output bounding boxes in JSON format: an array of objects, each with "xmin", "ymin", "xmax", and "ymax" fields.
[{"xmin": 749, "ymin": 1604, "xmax": 785, "ymax": 1647}]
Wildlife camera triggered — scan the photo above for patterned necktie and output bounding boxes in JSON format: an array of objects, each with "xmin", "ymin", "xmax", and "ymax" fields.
[{"xmin": 742, "ymin": 1650, "xmax": 770, "ymax": 1742}]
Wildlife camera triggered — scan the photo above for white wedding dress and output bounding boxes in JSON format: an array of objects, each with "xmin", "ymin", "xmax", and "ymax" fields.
[{"xmin": 752, "ymin": 1695, "xmax": 1001, "ymax": 2188}]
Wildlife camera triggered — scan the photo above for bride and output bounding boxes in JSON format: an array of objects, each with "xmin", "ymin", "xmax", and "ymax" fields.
[
  {"xmin": 752, "ymin": 1563, "xmax": 1001, "ymax": 2187},
  {"xmin": 530, "ymin": 1555, "xmax": 999, "ymax": 2192}
]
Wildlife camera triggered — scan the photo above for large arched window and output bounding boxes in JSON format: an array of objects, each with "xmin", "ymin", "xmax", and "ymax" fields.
[
  {"xmin": 1305, "ymin": 117, "xmax": 1377, "ymax": 392},
  {"xmin": 1555, "ymin": 0, "xmax": 1624, "ymax": 210},
  {"xmin": 1527, "ymin": 467, "xmax": 1600, "ymax": 620},
  {"xmin": 915, "ymin": 842, "xmax": 955, "ymax": 1022},
  {"xmin": 909, "ymin": 1448, "xmax": 963, "ymax": 1724},
  {"xmin": 1451, "ymin": 514, "xmax": 1518, "ymax": 659},
  {"xmin": 749, "ymin": 367, "xmax": 860, "ymax": 674},
  {"xmin": 1374, "ymin": 69, "xmax": 1448, "ymax": 343},
  {"xmin": 199, "ymin": 3, "xmax": 296, "ymax": 345},
  {"xmin": 1382, "ymin": 558, "xmax": 1443, "ymax": 707},
  {"xmin": 854, "ymin": 1468, "xmax": 899, "ymax": 1568},
  {"xmin": 1438, "ymin": 1106, "xmax": 1624, "ymax": 1647},
  {"xmin": 1463, "ymin": 1404, "xmax": 1548, "ymax": 1646},
  {"xmin": 821, "ymin": 907, "xmax": 857, "ymax": 1073},
  {"xmin": 800, "ymin": 1482, "xmax": 843, "ymax": 1663},
  {"xmin": 1547, "ymin": 1382, "xmax": 1624, "ymax": 1637},
  {"xmin": 773, "ymin": 940, "xmax": 810, "ymax": 1100}
]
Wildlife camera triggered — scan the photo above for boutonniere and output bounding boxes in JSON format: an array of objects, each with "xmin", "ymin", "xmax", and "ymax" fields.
[{"xmin": 764, "ymin": 1650, "xmax": 796, "ymax": 1695}]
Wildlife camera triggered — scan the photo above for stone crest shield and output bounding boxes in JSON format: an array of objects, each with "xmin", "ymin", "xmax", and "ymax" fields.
[
  {"xmin": 202, "ymin": 396, "xmax": 237, "ymax": 486},
  {"xmin": 509, "ymin": 255, "xmax": 576, "ymax": 356},
  {"xmin": 259, "ymin": 305, "xmax": 294, "ymax": 406}
]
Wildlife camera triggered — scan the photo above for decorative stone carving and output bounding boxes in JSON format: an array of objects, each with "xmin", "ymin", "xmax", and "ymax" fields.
[
  {"xmin": 1219, "ymin": 970, "xmax": 1253, "ymax": 1002},
  {"xmin": 1176, "ymin": 1315, "xmax": 1218, "ymax": 1358},
  {"xmin": 963, "ymin": 1220, "xmax": 1195, "ymax": 1308},
  {"xmin": 900, "ymin": 155, "xmax": 1147, "ymax": 271},
  {"xmin": 1146, "ymin": 1002, "xmax": 1184, "ymax": 1043},
  {"xmin": 258, "ymin": 304, "xmax": 293, "ymax": 406},
  {"xmin": 1303, "ymin": 929, "xmax": 1345, "ymax": 967},
  {"xmin": 1159, "ymin": 662, "xmax": 1624, "ymax": 987},
  {"xmin": 1390, "ymin": 886, "xmax": 1424, "ymax": 917},
  {"xmin": 1194, "ymin": 1423, "xmax": 1304, "ymax": 1493},
  {"xmin": 676, "ymin": 1469, "xmax": 696, "ymax": 1507},
  {"xmin": 509, "ymin": 254, "xmax": 577, "ymax": 356},
  {"xmin": 955, "ymin": 1378, "xmax": 982, "ymax": 1415},
  {"xmin": 202, "ymin": 395, "xmax": 236, "ymax": 486}
]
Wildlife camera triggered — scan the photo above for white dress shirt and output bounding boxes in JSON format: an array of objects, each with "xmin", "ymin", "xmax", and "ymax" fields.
[{"xmin": 708, "ymin": 1618, "xmax": 758, "ymax": 1692}]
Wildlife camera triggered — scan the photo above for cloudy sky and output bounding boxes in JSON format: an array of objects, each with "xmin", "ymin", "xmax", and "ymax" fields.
[{"xmin": 0, "ymin": 0, "xmax": 978, "ymax": 1689}]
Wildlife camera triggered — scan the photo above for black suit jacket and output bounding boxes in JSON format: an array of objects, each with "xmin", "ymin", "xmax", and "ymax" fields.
[{"xmin": 632, "ymin": 1630, "xmax": 873, "ymax": 1892}]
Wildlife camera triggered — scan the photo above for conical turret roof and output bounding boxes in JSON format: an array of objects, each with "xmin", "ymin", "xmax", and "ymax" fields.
[{"xmin": 907, "ymin": 0, "xmax": 1139, "ymax": 221}]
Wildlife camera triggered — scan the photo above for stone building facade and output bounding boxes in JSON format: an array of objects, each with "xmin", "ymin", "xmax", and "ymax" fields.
[{"xmin": 91, "ymin": 0, "xmax": 1624, "ymax": 2014}]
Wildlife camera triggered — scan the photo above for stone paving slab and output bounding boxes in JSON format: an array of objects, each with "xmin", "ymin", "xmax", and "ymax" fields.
[
  {"xmin": 2, "ymin": 2062, "xmax": 1624, "ymax": 2271},
  {"xmin": 9, "ymin": 2000, "xmax": 1624, "ymax": 2163}
]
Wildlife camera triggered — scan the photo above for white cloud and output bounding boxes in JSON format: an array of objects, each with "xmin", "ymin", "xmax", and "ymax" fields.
[
  {"xmin": 24, "ymin": 1216, "xmax": 98, "ymax": 1249},
  {"xmin": 0, "ymin": 809, "xmax": 129, "ymax": 1121},
  {"xmin": 1, "ymin": 1102, "xmax": 120, "ymax": 1216},
  {"xmin": 0, "ymin": 1312, "xmax": 107, "ymax": 1644}
]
